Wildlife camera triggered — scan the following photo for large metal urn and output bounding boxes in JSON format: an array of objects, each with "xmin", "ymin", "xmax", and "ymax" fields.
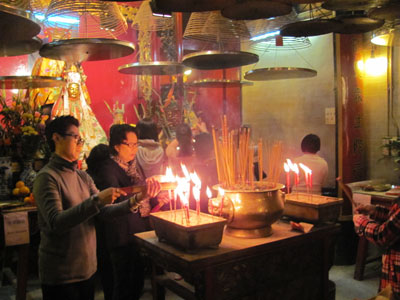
[{"xmin": 213, "ymin": 183, "xmax": 285, "ymax": 238}]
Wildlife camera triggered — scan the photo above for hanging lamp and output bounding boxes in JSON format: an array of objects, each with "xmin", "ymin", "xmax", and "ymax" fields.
[
  {"xmin": 280, "ymin": 3, "xmax": 343, "ymax": 37},
  {"xmin": 0, "ymin": 3, "xmax": 41, "ymax": 43},
  {"xmin": 221, "ymin": 1, "xmax": 292, "ymax": 21}
]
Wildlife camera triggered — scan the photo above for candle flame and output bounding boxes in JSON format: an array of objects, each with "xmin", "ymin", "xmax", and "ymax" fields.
[
  {"xmin": 161, "ymin": 166, "xmax": 175, "ymax": 182},
  {"xmin": 180, "ymin": 163, "xmax": 190, "ymax": 179},
  {"xmin": 292, "ymin": 163, "xmax": 299, "ymax": 174},
  {"xmin": 286, "ymin": 158, "xmax": 294, "ymax": 169},
  {"xmin": 206, "ymin": 186, "xmax": 212, "ymax": 198},
  {"xmin": 218, "ymin": 186, "xmax": 225, "ymax": 196},
  {"xmin": 284, "ymin": 162, "xmax": 290, "ymax": 172},
  {"xmin": 190, "ymin": 171, "xmax": 201, "ymax": 188},
  {"xmin": 299, "ymin": 163, "xmax": 311, "ymax": 174}
]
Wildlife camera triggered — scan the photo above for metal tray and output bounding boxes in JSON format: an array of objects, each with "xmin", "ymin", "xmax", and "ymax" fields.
[
  {"xmin": 150, "ymin": 210, "xmax": 226, "ymax": 252},
  {"xmin": 283, "ymin": 193, "xmax": 343, "ymax": 223}
]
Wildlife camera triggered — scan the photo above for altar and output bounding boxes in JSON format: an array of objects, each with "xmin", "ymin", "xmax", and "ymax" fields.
[{"xmin": 134, "ymin": 220, "xmax": 340, "ymax": 300}]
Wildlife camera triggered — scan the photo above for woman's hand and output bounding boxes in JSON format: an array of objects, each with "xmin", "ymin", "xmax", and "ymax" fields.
[
  {"xmin": 354, "ymin": 204, "xmax": 376, "ymax": 216},
  {"xmin": 98, "ymin": 187, "xmax": 127, "ymax": 206},
  {"xmin": 157, "ymin": 191, "xmax": 171, "ymax": 206},
  {"xmin": 143, "ymin": 177, "xmax": 161, "ymax": 199}
]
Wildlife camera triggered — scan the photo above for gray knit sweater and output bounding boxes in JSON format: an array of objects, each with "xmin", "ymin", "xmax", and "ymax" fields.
[{"xmin": 33, "ymin": 154, "xmax": 132, "ymax": 285}]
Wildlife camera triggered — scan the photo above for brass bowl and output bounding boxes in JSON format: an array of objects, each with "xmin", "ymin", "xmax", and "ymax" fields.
[{"xmin": 214, "ymin": 183, "xmax": 285, "ymax": 238}]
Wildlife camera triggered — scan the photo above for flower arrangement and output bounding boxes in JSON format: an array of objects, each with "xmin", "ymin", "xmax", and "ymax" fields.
[{"xmin": 0, "ymin": 95, "xmax": 49, "ymax": 159}]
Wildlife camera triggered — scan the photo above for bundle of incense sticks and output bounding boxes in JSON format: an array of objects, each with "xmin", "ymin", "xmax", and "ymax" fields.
[
  {"xmin": 120, "ymin": 182, "xmax": 177, "ymax": 195},
  {"xmin": 212, "ymin": 115, "xmax": 283, "ymax": 189}
]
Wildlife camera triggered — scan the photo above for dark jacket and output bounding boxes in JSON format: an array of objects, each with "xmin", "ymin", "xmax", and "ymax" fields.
[{"xmin": 88, "ymin": 157, "xmax": 150, "ymax": 249}]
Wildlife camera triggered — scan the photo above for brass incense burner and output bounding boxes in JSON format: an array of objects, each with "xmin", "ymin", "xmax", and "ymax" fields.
[{"xmin": 212, "ymin": 183, "xmax": 285, "ymax": 239}]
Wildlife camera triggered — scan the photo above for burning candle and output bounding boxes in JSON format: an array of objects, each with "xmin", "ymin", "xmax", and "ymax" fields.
[
  {"xmin": 190, "ymin": 172, "xmax": 201, "ymax": 216},
  {"xmin": 218, "ymin": 187, "xmax": 225, "ymax": 216},
  {"xmin": 292, "ymin": 163, "xmax": 299, "ymax": 189},
  {"xmin": 284, "ymin": 162, "xmax": 290, "ymax": 194},
  {"xmin": 299, "ymin": 163, "xmax": 312, "ymax": 195},
  {"xmin": 206, "ymin": 186, "xmax": 213, "ymax": 216}
]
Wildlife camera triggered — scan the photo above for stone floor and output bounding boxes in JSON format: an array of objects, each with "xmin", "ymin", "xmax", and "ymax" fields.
[{"xmin": 0, "ymin": 260, "xmax": 382, "ymax": 300}]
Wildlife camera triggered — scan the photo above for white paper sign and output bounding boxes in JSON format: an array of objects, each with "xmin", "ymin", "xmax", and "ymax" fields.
[
  {"xmin": 3, "ymin": 212, "xmax": 29, "ymax": 246},
  {"xmin": 353, "ymin": 193, "xmax": 372, "ymax": 206}
]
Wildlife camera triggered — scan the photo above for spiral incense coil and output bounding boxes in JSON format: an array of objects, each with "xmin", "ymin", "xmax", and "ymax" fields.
[
  {"xmin": 183, "ymin": 11, "xmax": 250, "ymax": 44},
  {"xmin": 132, "ymin": 0, "xmax": 174, "ymax": 32},
  {"xmin": 44, "ymin": 0, "xmax": 128, "ymax": 38}
]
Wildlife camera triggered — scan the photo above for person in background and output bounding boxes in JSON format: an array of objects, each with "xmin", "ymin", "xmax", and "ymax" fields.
[
  {"xmin": 86, "ymin": 124, "xmax": 163, "ymax": 300},
  {"xmin": 33, "ymin": 116, "xmax": 155, "ymax": 300},
  {"xmin": 136, "ymin": 117, "xmax": 166, "ymax": 178},
  {"xmin": 166, "ymin": 123, "xmax": 195, "ymax": 174},
  {"xmin": 292, "ymin": 133, "xmax": 328, "ymax": 194},
  {"xmin": 166, "ymin": 123, "xmax": 194, "ymax": 160},
  {"xmin": 86, "ymin": 144, "xmax": 113, "ymax": 300},
  {"xmin": 353, "ymin": 199, "xmax": 400, "ymax": 299}
]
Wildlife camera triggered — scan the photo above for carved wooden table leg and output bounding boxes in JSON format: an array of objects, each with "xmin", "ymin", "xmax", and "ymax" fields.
[
  {"xmin": 16, "ymin": 244, "xmax": 29, "ymax": 300},
  {"xmin": 151, "ymin": 261, "xmax": 165, "ymax": 300},
  {"xmin": 354, "ymin": 236, "xmax": 368, "ymax": 280}
]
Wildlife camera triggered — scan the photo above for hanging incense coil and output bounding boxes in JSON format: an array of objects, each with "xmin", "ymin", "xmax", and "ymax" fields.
[
  {"xmin": 44, "ymin": 0, "xmax": 128, "ymax": 38},
  {"xmin": 183, "ymin": 11, "xmax": 250, "ymax": 44},
  {"xmin": 132, "ymin": 0, "xmax": 174, "ymax": 32}
]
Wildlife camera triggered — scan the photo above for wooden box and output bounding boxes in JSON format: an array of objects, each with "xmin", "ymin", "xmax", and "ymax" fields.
[
  {"xmin": 283, "ymin": 193, "xmax": 343, "ymax": 223},
  {"xmin": 150, "ymin": 210, "xmax": 226, "ymax": 252}
]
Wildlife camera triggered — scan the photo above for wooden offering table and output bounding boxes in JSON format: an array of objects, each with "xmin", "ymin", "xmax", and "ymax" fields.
[{"xmin": 134, "ymin": 221, "xmax": 340, "ymax": 300}]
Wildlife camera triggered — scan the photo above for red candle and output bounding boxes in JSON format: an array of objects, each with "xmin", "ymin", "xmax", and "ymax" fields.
[{"xmin": 284, "ymin": 162, "xmax": 290, "ymax": 194}]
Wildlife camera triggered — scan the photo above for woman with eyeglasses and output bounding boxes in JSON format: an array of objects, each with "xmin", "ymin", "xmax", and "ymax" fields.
[
  {"xmin": 33, "ymin": 116, "xmax": 160, "ymax": 300},
  {"xmin": 86, "ymin": 124, "xmax": 162, "ymax": 300}
]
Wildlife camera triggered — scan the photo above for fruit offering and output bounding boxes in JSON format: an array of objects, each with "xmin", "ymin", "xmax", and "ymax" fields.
[{"xmin": 12, "ymin": 181, "xmax": 30, "ymax": 197}]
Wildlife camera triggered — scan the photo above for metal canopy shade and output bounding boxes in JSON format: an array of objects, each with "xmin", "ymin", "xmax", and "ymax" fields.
[
  {"xmin": 368, "ymin": 4, "xmax": 400, "ymax": 21},
  {"xmin": 0, "ymin": 3, "xmax": 41, "ymax": 42},
  {"xmin": 288, "ymin": 0, "xmax": 326, "ymax": 3},
  {"xmin": 322, "ymin": 0, "xmax": 388, "ymax": 11},
  {"xmin": 152, "ymin": 0, "xmax": 235, "ymax": 12},
  {"xmin": 182, "ymin": 51, "xmax": 259, "ymax": 70},
  {"xmin": 186, "ymin": 79, "xmax": 253, "ymax": 88},
  {"xmin": 0, "ymin": 37, "xmax": 42, "ymax": 57},
  {"xmin": 221, "ymin": 1, "xmax": 292, "ymax": 20},
  {"xmin": 244, "ymin": 67, "xmax": 317, "ymax": 81},
  {"xmin": 40, "ymin": 38, "xmax": 135, "ymax": 63},
  {"xmin": 0, "ymin": 76, "xmax": 66, "ymax": 89},
  {"xmin": 119, "ymin": 62, "xmax": 185, "ymax": 76},
  {"xmin": 280, "ymin": 19, "xmax": 344, "ymax": 37},
  {"xmin": 335, "ymin": 16, "xmax": 384, "ymax": 34}
]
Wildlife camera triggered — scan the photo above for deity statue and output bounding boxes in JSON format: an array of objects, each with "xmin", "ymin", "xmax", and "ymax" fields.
[{"xmin": 51, "ymin": 65, "xmax": 108, "ymax": 159}]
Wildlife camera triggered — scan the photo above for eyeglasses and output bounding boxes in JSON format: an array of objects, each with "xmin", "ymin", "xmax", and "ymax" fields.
[
  {"xmin": 121, "ymin": 142, "xmax": 138, "ymax": 149},
  {"xmin": 62, "ymin": 133, "xmax": 85, "ymax": 146}
]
